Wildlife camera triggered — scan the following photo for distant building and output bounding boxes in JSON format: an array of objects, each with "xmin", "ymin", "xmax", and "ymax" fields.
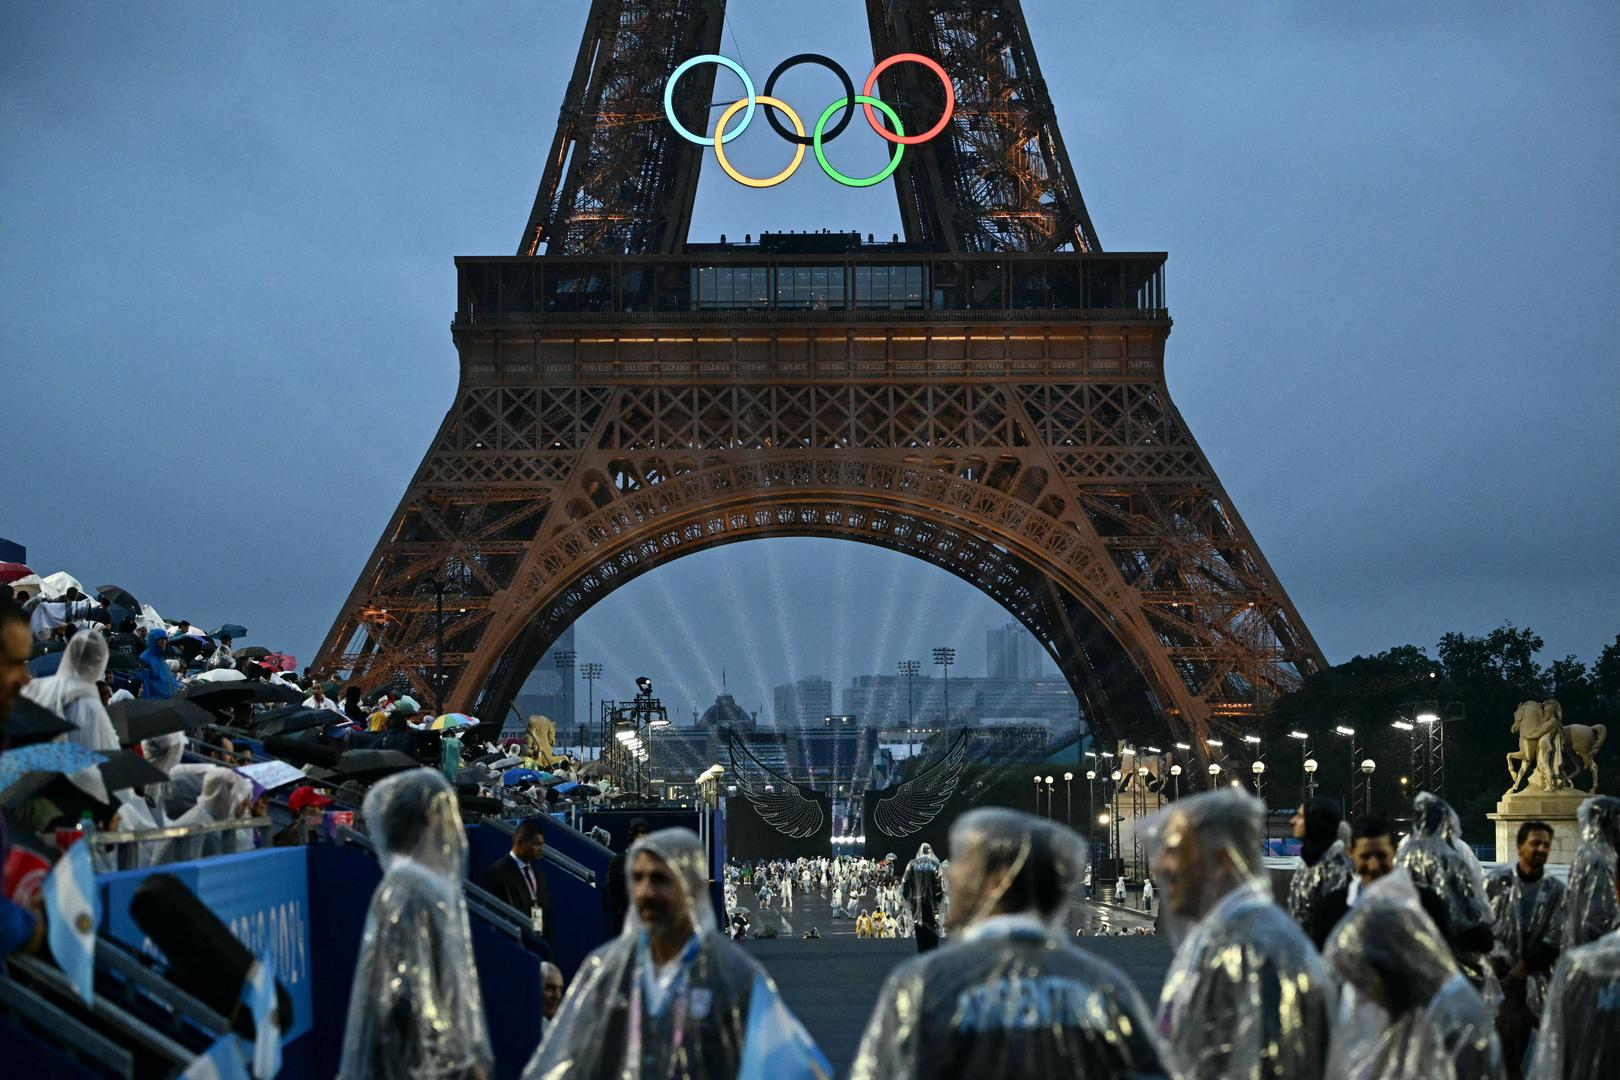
[
  {"xmin": 987, "ymin": 621, "xmax": 1044, "ymax": 679},
  {"xmin": 511, "ymin": 624, "xmax": 576, "ymax": 738},
  {"xmin": 698, "ymin": 690, "xmax": 755, "ymax": 732},
  {"xmin": 773, "ymin": 675, "xmax": 833, "ymax": 728}
]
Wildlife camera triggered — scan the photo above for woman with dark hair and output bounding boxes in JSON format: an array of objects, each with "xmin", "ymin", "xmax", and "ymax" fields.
[{"xmin": 1288, "ymin": 796, "xmax": 1353, "ymax": 946}]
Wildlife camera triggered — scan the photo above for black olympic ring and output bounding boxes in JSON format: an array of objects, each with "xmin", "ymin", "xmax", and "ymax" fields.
[{"xmin": 762, "ymin": 53, "xmax": 856, "ymax": 147}]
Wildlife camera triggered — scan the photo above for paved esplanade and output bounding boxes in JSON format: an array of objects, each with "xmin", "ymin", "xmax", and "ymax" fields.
[{"xmin": 737, "ymin": 885, "xmax": 1171, "ymax": 1075}]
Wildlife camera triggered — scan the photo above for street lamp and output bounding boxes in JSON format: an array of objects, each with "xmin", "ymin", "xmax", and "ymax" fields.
[
  {"xmin": 1251, "ymin": 759, "xmax": 1266, "ymax": 801},
  {"xmin": 932, "ymin": 647, "xmax": 955, "ymax": 725},
  {"xmin": 1063, "ymin": 771, "xmax": 1074, "ymax": 826},
  {"xmin": 1169, "ymin": 763, "xmax": 1182, "ymax": 799},
  {"xmin": 1044, "ymin": 775, "xmax": 1055, "ymax": 818},
  {"xmin": 580, "ymin": 661, "xmax": 603, "ymax": 757},
  {"xmin": 1303, "ymin": 757, "xmax": 1319, "ymax": 798},
  {"xmin": 1033, "ymin": 773, "xmax": 1043, "ymax": 814},
  {"xmin": 898, "ymin": 660, "xmax": 920, "ymax": 733},
  {"xmin": 1360, "ymin": 758, "xmax": 1376, "ymax": 813},
  {"xmin": 1333, "ymin": 725, "xmax": 1359, "ymax": 810}
]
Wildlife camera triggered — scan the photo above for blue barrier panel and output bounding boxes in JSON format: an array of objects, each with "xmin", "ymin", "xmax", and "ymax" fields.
[
  {"xmin": 305, "ymin": 844, "xmax": 382, "ymax": 1078},
  {"xmin": 470, "ymin": 916, "xmax": 543, "ymax": 1080},
  {"xmin": 532, "ymin": 814, "xmax": 613, "ymax": 877},
  {"xmin": 97, "ymin": 847, "xmax": 316, "ymax": 1073},
  {"xmin": 0, "ymin": 1017, "xmax": 104, "ymax": 1079}
]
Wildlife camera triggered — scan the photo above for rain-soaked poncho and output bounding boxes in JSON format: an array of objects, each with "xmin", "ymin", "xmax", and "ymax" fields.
[
  {"xmin": 1149, "ymin": 788, "xmax": 1332, "ymax": 1080},
  {"xmin": 1323, "ymin": 871, "xmax": 1503, "ymax": 1080},
  {"xmin": 1483, "ymin": 860, "xmax": 1565, "ymax": 1019},
  {"xmin": 138, "ymin": 628, "xmax": 179, "ymax": 699},
  {"xmin": 850, "ymin": 808, "xmax": 1172, "ymax": 1080},
  {"xmin": 525, "ymin": 827, "xmax": 824, "ymax": 1080},
  {"xmin": 1560, "ymin": 794, "xmax": 1620, "ymax": 949},
  {"xmin": 1287, "ymin": 798, "xmax": 1353, "ymax": 948},
  {"xmin": 337, "ymin": 769, "xmax": 492, "ymax": 1080},
  {"xmin": 1527, "ymin": 928, "xmax": 1620, "ymax": 1080},
  {"xmin": 900, "ymin": 843, "xmax": 945, "ymax": 929},
  {"xmin": 148, "ymin": 767, "xmax": 248, "ymax": 865},
  {"xmin": 20, "ymin": 629, "xmax": 118, "ymax": 751},
  {"xmin": 1394, "ymin": 792, "xmax": 1496, "ymax": 992}
]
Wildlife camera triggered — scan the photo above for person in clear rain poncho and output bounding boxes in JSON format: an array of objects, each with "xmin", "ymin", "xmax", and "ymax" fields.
[
  {"xmin": 1395, "ymin": 792, "xmax": 1497, "ymax": 996},
  {"xmin": 525, "ymin": 827, "xmax": 827, "ymax": 1080},
  {"xmin": 1528, "ymin": 848, "xmax": 1620, "ymax": 1080},
  {"xmin": 1286, "ymin": 796, "xmax": 1353, "ymax": 949},
  {"xmin": 850, "ymin": 808, "xmax": 1172, "ymax": 1080},
  {"xmin": 1483, "ymin": 820, "xmax": 1564, "ymax": 1077},
  {"xmin": 338, "ymin": 769, "xmax": 492, "ymax": 1080},
  {"xmin": 1149, "ymin": 787, "xmax": 1331, "ymax": 1080},
  {"xmin": 900, "ymin": 841, "xmax": 946, "ymax": 952},
  {"xmin": 1322, "ymin": 871, "xmax": 1503, "ymax": 1080},
  {"xmin": 20, "ymin": 628, "xmax": 118, "ymax": 751},
  {"xmin": 1560, "ymin": 794, "xmax": 1620, "ymax": 949}
]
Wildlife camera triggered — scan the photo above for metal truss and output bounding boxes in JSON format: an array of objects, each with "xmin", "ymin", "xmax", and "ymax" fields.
[
  {"xmin": 867, "ymin": 0, "xmax": 1100, "ymax": 252},
  {"xmin": 517, "ymin": 0, "xmax": 725, "ymax": 256}
]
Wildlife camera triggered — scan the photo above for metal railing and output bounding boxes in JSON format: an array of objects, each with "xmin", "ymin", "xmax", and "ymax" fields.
[{"xmin": 86, "ymin": 816, "xmax": 274, "ymax": 871}]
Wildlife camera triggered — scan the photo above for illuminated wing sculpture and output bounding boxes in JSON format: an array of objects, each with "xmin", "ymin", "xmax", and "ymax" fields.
[
  {"xmin": 726, "ymin": 736, "xmax": 824, "ymax": 839},
  {"xmin": 872, "ymin": 730, "xmax": 971, "ymax": 838}
]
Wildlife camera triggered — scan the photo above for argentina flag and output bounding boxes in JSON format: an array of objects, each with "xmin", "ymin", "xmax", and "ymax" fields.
[
  {"xmin": 738, "ymin": 971, "xmax": 832, "ymax": 1080},
  {"xmin": 243, "ymin": 953, "xmax": 282, "ymax": 1078},
  {"xmin": 181, "ymin": 1034, "xmax": 250, "ymax": 1080},
  {"xmin": 45, "ymin": 834, "xmax": 98, "ymax": 1004}
]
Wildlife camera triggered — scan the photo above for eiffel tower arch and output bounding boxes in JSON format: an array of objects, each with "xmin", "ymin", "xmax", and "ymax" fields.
[{"xmin": 314, "ymin": 0, "xmax": 1325, "ymax": 748}]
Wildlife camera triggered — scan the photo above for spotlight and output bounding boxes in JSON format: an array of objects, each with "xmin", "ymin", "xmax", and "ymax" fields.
[{"xmin": 636, "ymin": 676, "xmax": 653, "ymax": 694}]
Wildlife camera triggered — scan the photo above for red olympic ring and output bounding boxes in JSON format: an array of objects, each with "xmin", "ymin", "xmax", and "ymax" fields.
[{"xmin": 862, "ymin": 53, "xmax": 955, "ymax": 146}]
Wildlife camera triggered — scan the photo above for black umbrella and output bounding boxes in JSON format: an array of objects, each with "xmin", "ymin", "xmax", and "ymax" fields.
[
  {"xmin": 250, "ymin": 682, "xmax": 306, "ymax": 706},
  {"xmin": 105, "ymin": 651, "xmax": 142, "ymax": 674},
  {"xmin": 97, "ymin": 749, "xmax": 171, "ymax": 791},
  {"xmin": 212, "ymin": 624, "xmax": 248, "ymax": 641},
  {"xmin": 181, "ymin": 680, "xmax": 302, "ymax": 713},
  {"xmin": 172, "ymin": 636, "xmax": 216, "ymax": 663},
  {"xmin": 96, "ymin": 585, "xmax": 142, "ymax": 611},
  {"xmin": 109, "ymin": 698, "xmax": 214, "ymax": 745},
  {"xmin": 336, "ymin": 749, "xmax": 422, "ymax": 780},
  {"xmin": 256, "ymin": 706, "xmax": 336, "ymax": 737},
  {"xmin": 2, "ymin": 698, "xmax": 75, "ymax": 746},
  {"xmin": 236, "ymin": 646, "xmax": 271, "ymax": 661}
]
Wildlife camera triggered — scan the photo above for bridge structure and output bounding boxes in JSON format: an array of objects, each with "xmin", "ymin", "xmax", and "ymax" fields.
[{"xmin": 314, "ymin": 0, "xmax": 1325, "ymax": 756}]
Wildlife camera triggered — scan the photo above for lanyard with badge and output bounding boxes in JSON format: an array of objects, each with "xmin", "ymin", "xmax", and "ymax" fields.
[
  {"xmin": 628, "ymin": 934, "xmax": 707, "ymax": 1073},
  {"xmin": 516, "ymin": 855, "xmax": 544, "ymax": 934}
]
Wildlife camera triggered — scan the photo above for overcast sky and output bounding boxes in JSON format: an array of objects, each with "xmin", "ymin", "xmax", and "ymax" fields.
[{"xmin": 3, "ymin": 2, "xmax": 1616, "ymax": 721}]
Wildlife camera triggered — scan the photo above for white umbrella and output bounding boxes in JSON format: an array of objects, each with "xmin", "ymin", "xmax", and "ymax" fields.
[
  {"xmin": 191, "ymin": 668, "xmax": 246, "ymax": 683},
  {"xmin": 39, "ymin": 571, "xmax": 85, "ymax": 598},
  {"xmin": 137, "ymin": 603, "xmax": 166, "ymax": 632},
  {"xmin": 8, "ymin": 574, "xmax": 43, "ymax": 600}
]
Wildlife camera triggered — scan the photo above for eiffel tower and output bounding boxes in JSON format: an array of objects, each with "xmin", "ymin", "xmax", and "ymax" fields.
[{"xmin": 314, "ymin": 0, "xmax": 1325, "ymax": 749}]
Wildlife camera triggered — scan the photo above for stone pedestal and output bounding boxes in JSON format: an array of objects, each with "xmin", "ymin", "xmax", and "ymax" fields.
[
  {"xmin": 1112, "ymin": 789, "xmax": 1165, "ymax": 879},
  {"xmin": 1488, "ymin": 789, "xmax": 1591, "ymax": 863}
]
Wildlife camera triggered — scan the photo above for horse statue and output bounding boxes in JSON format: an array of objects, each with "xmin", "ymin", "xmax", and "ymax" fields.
[{"xmin": 1506, "ymin": 699, "xmax": 1609, "ymax": 795}]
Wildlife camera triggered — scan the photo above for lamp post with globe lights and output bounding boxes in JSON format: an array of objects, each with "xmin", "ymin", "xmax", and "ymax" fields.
[
  {"xmin": 1169, "ymin": 763, "xmax": 1182, "ymax": 799},
  {"xmin": 1333, "ymin": 725, "xmax": 1359, "ymax": 809},
  {"xmin": 1359, "ymin": 759, "xmax": 1377, "ymax": 815},
  {"xmin": 1063, "ymin": 771, "xmax": 1074, "ymax": 826},
  {"xmin": 1032, "ymin": 773, "xmax": 1042, "ymax": 814},
  {"xmin": 1044, "ymin": 775, "xmax": 1056, "ymax": 819},
  {"xmin": 1303, "ymin": 757, "xmax": 1319, "ymax": 799}
]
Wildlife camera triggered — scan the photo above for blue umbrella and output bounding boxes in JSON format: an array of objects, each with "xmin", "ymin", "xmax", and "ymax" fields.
[
  {"xmin": 0, "ymin": 742, "xmax": 108, "ymax": 796},
  {"xmin": 503, "ymin": 769, "xmax": 542, "ymax": 786},
  {"xmin": 27, "ymin": 653, "xmax": 62, "ymax": 677},
  {"xmin": 212, "ymin": 624, "xmax": 248, "ymax": 641},
  {"xmin": 554, "ymin": 780, "xmax": 581, "ymax": 794}
]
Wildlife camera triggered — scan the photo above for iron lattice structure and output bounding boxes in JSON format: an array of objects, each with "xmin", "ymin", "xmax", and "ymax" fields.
[
  {"xmin": 518, "ymin": 0, "xmax": 725, "ymax": 256},
  {"xmin": 867, "ymin": 0, "xmax": 1099, "ymax": 252},
  {"xmin": 315, "ymin": 1, "xmax": 1325, "ymax": 751}
]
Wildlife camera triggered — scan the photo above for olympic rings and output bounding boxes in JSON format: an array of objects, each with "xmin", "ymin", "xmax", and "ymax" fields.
[
  {"xmin": 763, "ymin": 54, "xmax": 854, "ymax": 146},
  {"xmin": 663, "ymin": 52, "xmax": 953, "ymax": 187},
  {"xmin": 815, "ymin": 97, "xmax": 904, "ymax": 188},
  {"xmin": 714, "ymin": 96, "xmax": 806, "ymax": 189},
  {"xmin": 862, "ymin": 53, "xmax": 954, "ymax": 145},
  {"xmin": 665, "ymin": 54, "xmax": 755, "ymax": 145}
]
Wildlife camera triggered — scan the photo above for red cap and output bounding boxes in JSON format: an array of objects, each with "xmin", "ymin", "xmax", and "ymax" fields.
[{"xmin": 288, "ymin": 786, "xmax": 335, "ymax": 813}]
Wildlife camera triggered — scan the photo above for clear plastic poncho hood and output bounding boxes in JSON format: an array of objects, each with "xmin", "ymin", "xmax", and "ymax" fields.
[
  {"xmin": 525, "ymin": 827, "xmax": 766, "ymax": 1080},
  {"xmin": 1562, "ymin": 794, "xmax": 1620, "ymax": 949},
  {"xmin": 1484, "ymin": 855, "xmax": 1566, "ymax": 1019},
  {"xmin": 1529, "ymin": 927, "xmax": 1620, "ymax": 1079},
  {"xmin": 1394, "ymin": 791, "xmax": 1496, "ymax": 989},
  {"xmin": 850, "ymin": 808, "xmax": 1173, "ymax": 1080},
  {"xmin": 1323, "ymin": 871, "xmax": 1502, "ymax": 1080},
  {"xmin": 337, "ymin": 769, "xmax": 491, "ymax": 1080},
  {"xmin": 1149, "ymin": 788, "xmax": 1332, "ymax": 1080}
]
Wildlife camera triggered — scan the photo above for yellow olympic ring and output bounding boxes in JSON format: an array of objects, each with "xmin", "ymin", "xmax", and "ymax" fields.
[{"xmin": 713, "ymin": 95, "xmax": 805, "ymax": 189}]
